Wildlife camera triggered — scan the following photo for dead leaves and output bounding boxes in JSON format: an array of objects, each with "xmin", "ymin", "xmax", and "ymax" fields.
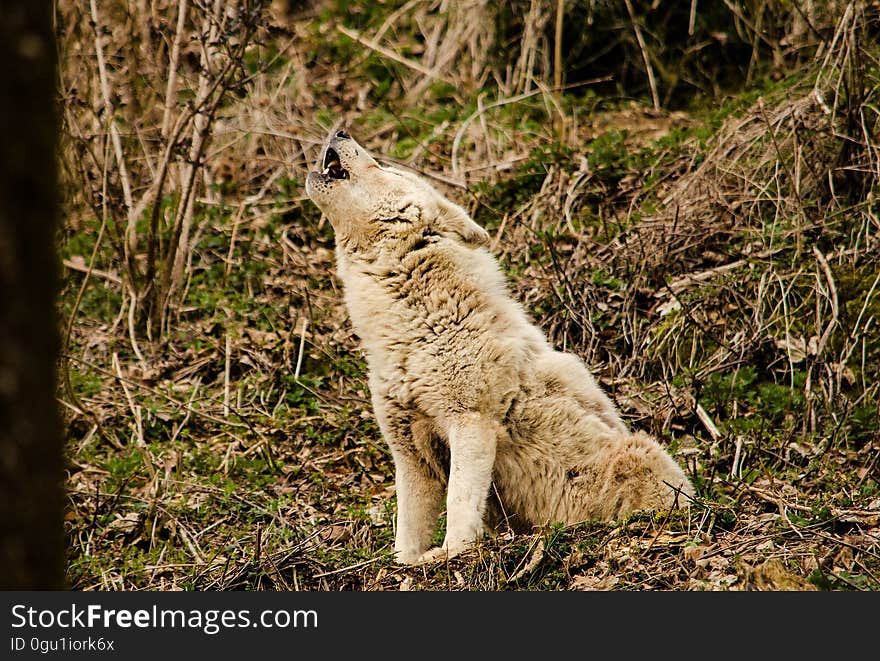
[
  {"xmin": 571, "ymin": 574, "xmax": 620, "ymax": 591},
  {"xmin": 740, "ymin": 559, "xmax": 818, "ymax": 591}
]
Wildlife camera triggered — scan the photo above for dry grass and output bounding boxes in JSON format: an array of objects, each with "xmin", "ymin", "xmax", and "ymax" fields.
[{"xmin": 58, "ymin": 0, "xmax": 880, "ymax": 590}]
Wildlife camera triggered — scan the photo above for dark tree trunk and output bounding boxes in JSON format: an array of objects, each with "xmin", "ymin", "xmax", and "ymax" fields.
[{"xmin": 0, "ymin": 0, "xmax": 64, "ymax": 589}]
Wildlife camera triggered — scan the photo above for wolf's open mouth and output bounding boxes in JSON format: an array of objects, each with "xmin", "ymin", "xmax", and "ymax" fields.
[{"xmin": 322, "ymin": 147, "xmax": 349, "ymax": 180}]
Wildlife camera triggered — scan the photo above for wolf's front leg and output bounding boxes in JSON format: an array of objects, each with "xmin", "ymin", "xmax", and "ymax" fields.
[
  {"xmin": 418, "ymin": 414, "xmax": 497, "ymax": 563},
  {"xmin": 391, "ymin": 447, "xmax": 445, "ymax": 564},
  {"xmin": 372, "ymin": 395, "xmax": 445, "ymax": 564}
]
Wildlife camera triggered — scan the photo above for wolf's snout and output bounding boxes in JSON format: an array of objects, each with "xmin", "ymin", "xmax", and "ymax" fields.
[{"xmin": 335, "ymin": 129, "xmax": 350, "ymax": 139}]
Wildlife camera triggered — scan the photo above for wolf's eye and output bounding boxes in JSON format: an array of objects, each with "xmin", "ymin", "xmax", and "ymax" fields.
[{"xmin": 377, "ymin": 216, "xmax": 413, "ymax": 224}]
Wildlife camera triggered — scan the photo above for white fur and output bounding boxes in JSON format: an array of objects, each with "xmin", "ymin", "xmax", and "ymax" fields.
[{"xmin": 306, "ymin": 133, "xmax": 694, "ymax": 564}]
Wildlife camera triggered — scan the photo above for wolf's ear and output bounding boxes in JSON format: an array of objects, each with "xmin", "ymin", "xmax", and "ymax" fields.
[{"xmin": 431, "ymin": 198, "xmax": 490, "ymax": 247}]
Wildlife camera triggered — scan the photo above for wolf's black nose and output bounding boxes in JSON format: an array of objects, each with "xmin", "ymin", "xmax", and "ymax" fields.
[{"xmin": 335, "ymin": 130, "xmax": 350, "ymax": 139}]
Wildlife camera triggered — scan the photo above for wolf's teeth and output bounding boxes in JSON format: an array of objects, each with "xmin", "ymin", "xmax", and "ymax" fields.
[{"xmin": 323, "ymin": 167, "xmax": 330, "ymax": 174}]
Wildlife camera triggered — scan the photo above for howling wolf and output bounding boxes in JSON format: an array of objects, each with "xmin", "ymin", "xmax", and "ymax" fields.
[{"xmin": 306, "ymin": 131, "xmax": 693, "ymax": 564}]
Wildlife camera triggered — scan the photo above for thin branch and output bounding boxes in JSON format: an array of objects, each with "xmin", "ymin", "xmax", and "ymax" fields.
[
  {"xmin": 161, "ymin": 0, "xmax": 189, "ymax": 140},
  {"xmin": 623, "ymin": 0, "xmax": 660, "ymax": 111},
  {"xmin": 553, "ymin": 0, "xmax": 564, "ymax": 91},
  {"xmin": 336, "ymin": 24, "xmax": 453, "ymax": 83},
  {"xmin": 88, "ymin": 0, "xmax": 136, "ymax": 260}
]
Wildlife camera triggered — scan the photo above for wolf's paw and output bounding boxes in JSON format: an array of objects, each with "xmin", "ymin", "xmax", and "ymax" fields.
[
  {"xmin": 415, "ymin": 542, "xmax": 471, "ymax": 564},
  {"xmin": 415, "ymin": 547, "xmax": 453, "ymax": 564},
  {"xmin": 394, "ymin": 548, "xmax": 424, "ymax": 566}
]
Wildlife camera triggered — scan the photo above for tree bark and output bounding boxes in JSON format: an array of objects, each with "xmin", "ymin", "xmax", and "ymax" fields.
[{"xmin": 0, "ymin": 0, "xmax": 64, "ymax": 589}]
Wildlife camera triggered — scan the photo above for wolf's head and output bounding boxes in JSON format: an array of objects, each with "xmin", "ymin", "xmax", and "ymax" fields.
[{"xmin": 305, "ymin": 131, "xmax": 489, "ymax": 255}]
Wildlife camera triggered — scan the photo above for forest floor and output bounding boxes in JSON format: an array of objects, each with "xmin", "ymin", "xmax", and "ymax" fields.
[{"xmin": 58, "ymin": 1, "xmax": 880, "ymax": 590}]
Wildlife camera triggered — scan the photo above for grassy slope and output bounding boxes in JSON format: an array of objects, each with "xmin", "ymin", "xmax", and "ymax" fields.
[{"xmin": 59, "ymin": 1, "xmax": 879, "ymax": 590}]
